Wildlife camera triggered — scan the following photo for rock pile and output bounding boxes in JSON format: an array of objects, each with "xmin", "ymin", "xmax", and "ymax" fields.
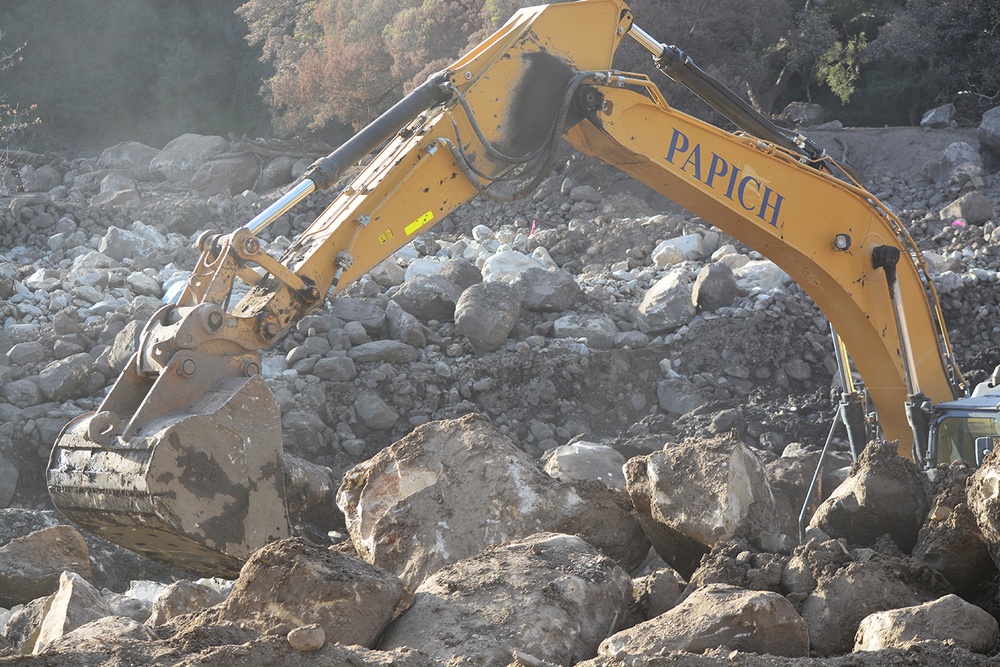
[{"xmin": 1, "ymin": 107, "xmax": 1000, "ymax": 665}]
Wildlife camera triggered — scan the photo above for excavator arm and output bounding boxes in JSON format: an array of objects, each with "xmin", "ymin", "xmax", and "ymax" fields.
[{"xmin": 47, "ymin": 0, "xmax": 965, "ymax": 575}]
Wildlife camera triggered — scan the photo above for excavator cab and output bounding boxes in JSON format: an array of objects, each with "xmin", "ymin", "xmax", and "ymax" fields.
[{"xmin": 929, "ymin": 396, "xmax": 1000, "ymax": 466}]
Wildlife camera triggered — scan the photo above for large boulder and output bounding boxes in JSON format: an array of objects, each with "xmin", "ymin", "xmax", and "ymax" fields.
[
  {"xmin": 913, "ymin": 463, "xmax": 996, "ymax": 595},
  {"xmin": 149, "ymin": 133, "xmax": 228, "ymax": 185},
  {"xmin": 636, "ymin": 268, "xmax": 696, "ymax": 334},
  {"xmin": 217, "ymin": 537, "xmax": 404, "ymax": 648},
  {"xmin": 978, "ymin": 106, "xmax": 1000, "ymax": 157},
  {"xmin": 624, "ymin": 433, "xmax": 777, "ymax": 577},
  {"xmin": 599, "ymin": 583, "xmax": 809, "ymax": 658},
  {"xmin": 808, "ymin": 439, "xmax": 930, "ymax": 552},
  {"xmin": 379, "ymin": 532, "xmax": 632, "ymax": 666},
  {"xmin": 337, "ymin": 415, "xmax": 649, "ymax": 592},
  {"xmin": 454, "ymin": 281, "xmax": 520, "ymax": 353},
  {"xmin": 0, "ymin": 526, "xmax": 92, "ymax": 607},
  {"xmin": 854, "ymin": 594, "xmax": 998, "ymax": 654}
]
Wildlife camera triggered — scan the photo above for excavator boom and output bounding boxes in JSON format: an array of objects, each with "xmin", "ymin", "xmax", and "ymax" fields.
[{"xmin": 47, "ymin": 0, "xmax": 965, "ymax": 575}]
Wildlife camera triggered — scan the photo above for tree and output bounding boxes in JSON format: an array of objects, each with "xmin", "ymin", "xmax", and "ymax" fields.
[{"xmin": 238, "ymin": 0, "xmax": 542, "ymax": 138}]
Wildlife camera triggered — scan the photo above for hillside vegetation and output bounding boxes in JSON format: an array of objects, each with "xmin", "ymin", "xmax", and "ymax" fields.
[{"xmin": 0, "ymin": 0, "xmax": 997, "ymax": 151}]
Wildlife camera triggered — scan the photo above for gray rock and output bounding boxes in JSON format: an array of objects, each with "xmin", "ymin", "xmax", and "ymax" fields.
[
  {"xmin": 809, "ymin": 439, "xmax": 929, "ymax": 552},
  {"xmin": 33, "ymin": 571, "xmax": 113, "ymax": 654},
  {"xmin": 637, "ymin": 269, "xmax": 696, "ymax": 334},
  {"xmin": 218, "ymin": 537, "xmax": 404, "ymax": 648},
  {"xmin": 600, "ymin": 583, "xmax": 809, "ymax": 658},
  {"xmin": 513, "ymin": 266, "xmax": 581, "ymax": 312},
  {"xmin": 338, "ymin": 415, "xmax": 649, "ymax": 593},
  {"xmin": 570, "ymin": 184, "xmax": 601, "ymax": 203},
  {"xmin": 379, "ymin": 532, "xmax": 632, "ymax": 666},
  {"xmin": 254, "ymin": 155, "xmax": 296, "ymax": 192},
  {"xmin": 312, "ymin": 355, "xmax": 357, "ymax": 382},
  {"xmin": 780, "ymin": 101, "xmax": 825, "ymax": 127},
  {"xmin": 330, "ymin": 297, "xmax": 386, "ymax": 334},
  {"xmin": 939, "ymin": 190, "xmax": 994, "ymax": 225},
  {"xmin": 920, "ymin": 141, "xmax": 983, "ymax": 183},
  {"xmin": 149, "ymin": 133, "xmax": 228, "ymax": 185},
  {"xmin": 1, "ymin": 377, "xmax": 43, "ymax": 408},
  {"xmin": 553, "ymin": 312, "xmax": 618, "ymax": 348},
  {"xmin": 190, "ymin": 154, "xmax": 260, "ymax": 196},
  {"xmin": 543, "ymin": 441, "xmax": 627, "ymax": 491},
  {"xmin": 979, "ymin": 106, "xmax": 1000, "ymax": 157},
  {"xmin": 392, "ymin": 274, "xmax": 463, "ymax": 322},
  {"xmin": 19, "ymin": 164, "xmax": 62, "ymax": 193},
  {"xmin": 385, "ymin": 299, "xmax": 427, "ymax": 348},
  {"xmin": 0, "ymin": 525, "xmax": 92, "ymax": 608},
  {"xmin": 625, "ymin": 433, "xmax": 777, "ymax": 577},
  {"xmin": 692, "ymin": 262, "xmax": 738, "ymax": 311},
  {"xmin": 855, "ymin": 594, "xmax": 998, "ymax": 653},
  {"xmin": 98, "ymin": 140, "xmax": 160, "ymax": 176},
  {"xmin": 656, "ymin": 376, "xmax": 704, "ymax": 416},
  {"xmin": 38, "ymin": 353, "xmax": 94, "ymax": 402},
  {"xmin": 346, "ymin": 340, "xmax": 420, "ymax": 364},
  {"xmin": 43, "ymin": 615, "xmax": 156, "ymax": 653},
  {"xmin": 6, "ymin": 341, "xmax": 47, "ymax": 366},
  {"xmin": 354, "ymin": 392, "xmax": 399, "ymax": 431},
  {"xmin": 455, "ymin": 282, "xmax": 520, "ymax": 353},
  {"xmin": 439, "ymin": 257, "xmax": 482, "ymax": 290},
  {"xmin": 148, "ymin": 580, "xmax": 226, "ymax": 626},
  {"xmin": 920, "ymin": 103, "xmax": 955, "ymax": 129}
]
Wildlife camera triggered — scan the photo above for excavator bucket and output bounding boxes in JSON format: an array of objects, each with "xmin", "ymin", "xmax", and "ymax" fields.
[{"xmin": 47, "ymin": 360, "xmax": 289, "ymax": 577}]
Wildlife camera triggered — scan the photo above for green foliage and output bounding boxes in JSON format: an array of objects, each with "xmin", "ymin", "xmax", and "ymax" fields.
[{"xmin": 815, "ymin": 32, "xmax": 868, "ymax": 104}]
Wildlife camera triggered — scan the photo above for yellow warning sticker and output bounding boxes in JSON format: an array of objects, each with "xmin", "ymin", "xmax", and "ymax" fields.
[
  {"xmin": 405, "ymin": 210, "xmax": 434, "ymax": 236},
  {"xmin": 378, "ymin": 229, "xmax": 393, "ymax": 244}
]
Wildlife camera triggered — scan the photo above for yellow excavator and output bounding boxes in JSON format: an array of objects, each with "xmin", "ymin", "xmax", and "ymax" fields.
[{"xmin": 46, "ymin": 0, "xmax": 1000, "ymax": 576}]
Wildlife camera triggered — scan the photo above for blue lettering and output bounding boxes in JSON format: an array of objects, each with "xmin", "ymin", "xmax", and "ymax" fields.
[
  {"xmin": 662, "ymin": 127, "xmax": 785, "ymax": 228},
  {"xmin": 758, "ymin": 186, "xmax": 784, "ymax": 227},
  {"xmin": 724, "ymin": 165, "xmax": 741, "ymax": 199},
  {"xmin": 738, "ymin": 176, "xmax": 761, "ymax": 211},
  {"xmin": 680, "ymin": 144, "xmax": 703, "ymax": 181},
  {"xmin": 706, "ymin": 154, "xmax": 728, "ymax": 188},
  {"xmin": 666, "ymin": 128, "xmax": 689, "ymax": 164}
]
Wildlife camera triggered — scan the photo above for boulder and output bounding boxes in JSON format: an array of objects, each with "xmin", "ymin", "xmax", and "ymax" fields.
[
  {"xmin": 636, "ymin": 269, "xmax": 696, "ymax": 334},
  {"xmin": 692, "ymin": 262, "xmax": 739, "ymax": 311},
  {"xmin": 37, "ymin": 353, "xmax": 94, "ymax": 402},
  {"xmin": 190, "ymin": 154, "xmax": 260, "ymax": 196},
  {"xmin": 780, "ymin": 101, "xmax": 825, "ymax": 127},
  {"xmin": 809, "ymin": 439, "xmax": 930, "ymax": 552},
  {"xmin": 148, "ymin": 580, "xmax": 226, "ymax": 626},
  {"xmin": 33, "ymin": 571, "xmax": 114, "ymax": 654},
  {"xmin": 385, "ymin": 299, "xmax": 428, "ymax": 348},
  {"xmin": 543, "ymin": 441, "xmax": 627, "ymax": 491},
  {"xmin": 218, "ymin": 537, "xmax": 403, "ymax": 648},
  {"xmin": 978, "ymin": 106, "xmax": 1000, "ymax": 157},
  {"xmin": 481, "ymin": 249, "xmax": 547, "ymax": 283},
  {"xmin": 337, "ymin": 415, "xmax": 649, "ymax": 592},
  {"xmin": 149, "ymin": 133, "xmax": 228, "ymax": 185},
  {"xmin": 392, "ymin": 274, "xmax": 463, "ymax": 322},
  {"xmin": 920, "ymin": 103, "xmax": 955, "ymax": 129},
  {"xmin": 98, "ymin": 140, "xmax": 160, "ymax": 176},
  {"xmin": 920, "ymin": 141, "xmax": 983, "ymax": 183},
  {"xmin": 552, "ymin": 312, "xmax": 618, "ymax": 348},
  {"xmin": 455, "ymin": 281, "xmax": 520, "ymax": 353},
  {"xmin": 379, "ymin": 532, "xmax": 632, "ymax": 666},
  {"xmin": 513, "ymin": 266, "xmax": 580, "ymax": 311},
  {"xmin": 624, "ymin": 433, "xmax": 777, "ymax": 577},
  {"xmin": 939, "ymin": 191, "xmax": 994, "ymax": 225},
  {"xmin": 786, "ymin": 539, "xmax": 950, "ymax": 656},
  {"xmin": 599, "ymin": 583, "xmax": 809, "ymax": 658},
  {"xmin": 0, "ymin": 526, "xmax": 92, "ymax": 607},
  {"xmin": 913, "ymin": 463, "xmax": 996, "ymax": 594},
  {"xmin": 40, "ymin": 615, "xmax": 156, "ymax": 653},
  {"xmin": 854, "ymin": 594, "xmax": 998, "ymax": 653}
]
